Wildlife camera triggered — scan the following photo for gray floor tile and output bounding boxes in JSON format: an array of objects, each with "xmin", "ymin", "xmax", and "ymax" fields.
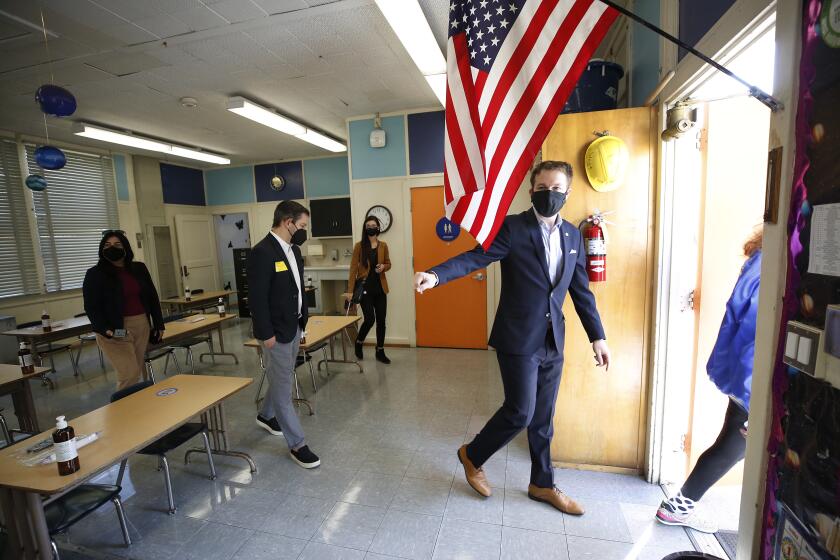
[
  {"xmin": 620, "ymin": 503, "xmax": 692, "ymax": 549},
  {"xmin": 259, "ymin": 494, "xmax": 335, "ymax": 539},
  {"xmin": 566, "ymin": 535, "xmax": 683, "ymax": 560},
  {"xmin": 432, "ymin": 518, "xmax": 502, "ymax": 560},
  {"xmin": 445, "ymin": 479, "xmax": 504, "ymax": 524},
  {"xmin": 503, "ymin": 459, "xmax": 531, "ymax": 490},
  {"xmin": 369, "ymin": 510, "xmax": 443, "ymax": 560},
  {"xmin": 289, "ymin": 464, "xmax": 360, "ymax": 501},
  {"xmin": 299, "ymin": 541, "xmax": 367, "ymax": 560},
  {"xmin": 315, "ymin": 502, "xmax": 388, "ymax": 551},
  {"xmin": 502, "ymin": 492, "xmax": 565, "ymax": 534},
  {"xmin": 500, "ymin": 526, "xmax": 569, "ymax": 560},
  {"xmin": 562, "ymin": 499, "xmax": 632, "ymax": 542},
  {"xmin": 405, "ymin": 449, "xmax": 459, "ymax": 483},
  {"xmin": 552, "ymin": 469, "xmax": 666, "ymax": 506},
  {"xmin": 391, "ymin": 478, "xmax": 452, "ymax": 516},
  {"xmin": 230, "ymin": 532, "xmax": 307, "ymax": 560},
  {"xmin": 366, "ymin": 554, "xmax": 403, "ymax": 559},
  {"xmin": 341, "ymin": 470, "xmax": 404, "ymax": 508},
  {"xmin": 177, "ymin": 521, "xmax": 253, "ymax": 560},
  {"xmin": 479, "ymin": 455, "xmax": 508, "ymax": 489},
  {"xmin": 359, "ymin": 445, "xmax": 416, "ymax": 476},
  {"xmin": 205, "ymin": 486, "xmax": 288, "ymax": 530}
]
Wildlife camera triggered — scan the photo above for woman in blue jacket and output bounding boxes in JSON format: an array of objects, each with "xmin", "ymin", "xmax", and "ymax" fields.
[{"xmin": 656, "ymin": 230, "xmax": 762, "ymax": 534}]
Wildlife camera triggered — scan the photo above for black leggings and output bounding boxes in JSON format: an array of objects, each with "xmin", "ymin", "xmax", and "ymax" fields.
[
  {"xmin": 681, "ymin": 399, "xmax": 749, "ymax": 501},
  {"xmin": 358, "ymin": 291, "xmax": 387, "ymax": 348}
]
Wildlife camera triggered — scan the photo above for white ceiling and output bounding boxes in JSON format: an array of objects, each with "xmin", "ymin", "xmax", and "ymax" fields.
[{"xmin": 0, "ymin": 0, "xmax": 449, "ymax": 165}]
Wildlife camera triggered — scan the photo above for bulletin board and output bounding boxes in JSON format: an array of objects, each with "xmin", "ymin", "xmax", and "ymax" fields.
[{"xmin": 764, "ymin": 1, "xmax": 840, "ymax": 558}]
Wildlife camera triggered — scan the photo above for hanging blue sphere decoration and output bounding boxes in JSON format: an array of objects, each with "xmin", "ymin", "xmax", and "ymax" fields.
[
  {"xmin": 35, "ymin": 85, "xmax": 77, "ymax": 117},
  {"xmin": 34, "ymin": 145, "xmax": 66, "ymax": 170},
  {"xmin": 25, "ymin": 174, "xmax": 47, "ymax": 191}
]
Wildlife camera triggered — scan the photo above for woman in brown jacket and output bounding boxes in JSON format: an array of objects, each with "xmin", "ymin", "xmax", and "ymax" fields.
[{"xmin": 348, "ymin": 215, "xmax": 391, "ymax": 363}]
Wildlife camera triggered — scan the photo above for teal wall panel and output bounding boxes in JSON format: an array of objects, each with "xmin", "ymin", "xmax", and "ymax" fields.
[
  {"xmin": 205, "ymin": 166, "xmax": 255, "ymax": 206},
  {"xmin": 349, "ymin": 115, "xmax": 406, "ymax": 179},
  {"xmin": 304, "ymin": 156, "xmax": 350, "ymax": 197},
  {"xmin": 113, "ymin": 154, "xmax": 129, "ymax": 201}
]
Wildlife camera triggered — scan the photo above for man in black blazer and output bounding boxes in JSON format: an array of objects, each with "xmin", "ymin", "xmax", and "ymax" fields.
[
  {"xmin": 414, "ymin": 161, "xmax": 610, "ymax": 515},
  {"xmin": 248, "ymin": 200, "xmax": 320, "ymax": 469}
]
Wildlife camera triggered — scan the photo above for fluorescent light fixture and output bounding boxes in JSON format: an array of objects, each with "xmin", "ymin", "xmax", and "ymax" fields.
[
  {"xmin": 72, "ymin": 123, "xmax": 230, "ymax": 165},
  {"xmin": 374, "ymin": 0, "xmax": 445, "ymax": 75},
  {"xmin": 425, "ymin": 73, "xmax": 447, "ymax": 107},
  {"xmin": 296, "ymin": 130, "xmax": 346, "ymax": 153},
  {"xmin": 226, "ymin": 97, "xmax": 346, "ymax": 152},
  {"xmin": 226, "ymin": 96, "xmax": 306, "ymax": 136},
  {"xmin": 375, "ymin": 0, "xmax": 446, "ymax": 106}
]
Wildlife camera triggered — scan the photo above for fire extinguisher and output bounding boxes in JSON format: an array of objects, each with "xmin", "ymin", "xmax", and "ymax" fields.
[{"xmin": 580, "ymin": 210, "xmax": 612, "ymax": 282}]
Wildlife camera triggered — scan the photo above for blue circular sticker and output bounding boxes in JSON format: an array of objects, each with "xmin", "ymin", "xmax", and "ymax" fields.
[
  {"xmin": 435, "ymin": 217, "xmax": 461, "ymax": 242},
  {"xmin": 156, "ymin": 387, "xmax": 178, "ymax": 397}
]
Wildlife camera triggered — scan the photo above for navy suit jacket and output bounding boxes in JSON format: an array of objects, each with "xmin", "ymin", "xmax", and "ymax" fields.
[
  {"xmin": 247, "ymin": 233, "xmax": 309, "ymax": 343},
  {"xmin": 430, "ymin": 210, "xmax": 605, "ymax": 356}
]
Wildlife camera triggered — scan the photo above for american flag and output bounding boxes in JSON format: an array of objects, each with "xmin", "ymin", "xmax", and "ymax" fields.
[{"xmin": 444, "ymin": 0, "xmax": 618, "ymax": 249}]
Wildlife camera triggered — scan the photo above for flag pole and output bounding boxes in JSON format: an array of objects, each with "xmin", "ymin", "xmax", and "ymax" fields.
[{"xmin": 596, "ymin": 0, "xmax": 783, "ymax": 112}]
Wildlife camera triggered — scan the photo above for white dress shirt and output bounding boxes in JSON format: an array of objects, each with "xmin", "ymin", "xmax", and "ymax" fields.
[
  {"xmin": 270, "ymin": 230, "xmax": 302, "ymax": 316},
  {"xmin": 534, "ymin": 208, "xmax": 563, "ymax": 285}
]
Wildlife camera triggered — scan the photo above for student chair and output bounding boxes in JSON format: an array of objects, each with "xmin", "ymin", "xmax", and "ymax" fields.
[
  {"xmin": 163, "ymin": 313, "xmax": 214, "ymax": 373},
  {"xmin": 111, "ymin": 381, "xmax": 216, "ymax": 515},
  {"xmin": 45, "ymin": 484, "xmax": 132, "ymax": 558},
  {"xmin": 70, "ymin": 312, "xmax": 104, "ymax": 372},
  {"xmin": 16, "ymin": 320, "xmax": 79, "ymax": 383}
]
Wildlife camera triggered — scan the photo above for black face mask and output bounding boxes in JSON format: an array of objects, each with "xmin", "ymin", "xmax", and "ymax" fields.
[
  {"xmin": 365, "ymin": 227, "xmax": 380, "ymax": 237},
  {"xmin": 103, "ymin": 246, "xmax": 126, "ymax": 262},
  {"xmin": 288, "ymin": 225, "xmax": 307, "ymax": 246},
  {"xmin": 531, "ymin": 190, "xmax": 567, "ymax": 217}
]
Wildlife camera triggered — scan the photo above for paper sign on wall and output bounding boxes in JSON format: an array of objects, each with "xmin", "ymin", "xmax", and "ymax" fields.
[{"xmin": 808, "ymin": 203, "xmax": 840, "ymax": 277}]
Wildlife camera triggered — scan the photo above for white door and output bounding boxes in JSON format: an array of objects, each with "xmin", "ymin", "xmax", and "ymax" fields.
[{"xmin": 175, "ymin": 214, "xmax": 219, "ymax": 293}]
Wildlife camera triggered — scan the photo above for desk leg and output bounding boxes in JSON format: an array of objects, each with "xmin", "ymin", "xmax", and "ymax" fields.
[
  {"xmin": 24, "ymin": 492, "xmax": 52, "ymax": 560},
  {"xmin": 10, "ymin": 379, "xmax": 40, "ymax": 433},
  {"xmin": 0, "ymin": 488, "xmax": 28, "ymax": 559},
  {"xmin": 185, "ymin": 402, "xmax": 256, "ymax": 473},
  {"xmin": 318, "ymin": 328, "xmax": 364, "ymax": 373},
  {"xmin": 199, "ymin": 322, "xmax": 239, "ymax": 364}
]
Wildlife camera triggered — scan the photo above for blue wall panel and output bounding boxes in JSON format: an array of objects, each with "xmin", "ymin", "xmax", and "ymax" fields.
[
  {"xmin": 631, "ymin": 0, "xmax": 660, "ymax": 106},
  {"xmin": 304, "ymin": 156, "xmax": 350, "ymax": 197},
  {"xmin": 113, "ymin": 154, "xmax": 130, "ymax": 201},
  {"xmin": 349, "ymin": 115, "xmax": 406, "ymax": 179},
  {"xmin": 205, "ymin": 166, "xmax": 255, "ymax": 206},
  {"xmin": 679, "ymin": 0, "xmax": 735, "ymax": 60},
  {"xmin": 407, "ymin": 111, "xmax": 445, "ymax": 175},
  {"xmin": 160, "ymin": 163, "xmax": 205, "ymax": 206},
  {"xmin": 254, "ymin": 160, "xmax": 304, "ymax": 202}
]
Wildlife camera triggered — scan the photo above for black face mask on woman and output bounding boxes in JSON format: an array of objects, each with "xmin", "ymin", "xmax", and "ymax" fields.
[
  {"xmin": 531, "ymin": 190, "xmax": 567, "ymax": 218},
  {"xmin": 103, "ymin": 246, "xmax": 126, "ymax": 262},
  {"xmin": 365, "ymin": 227, "xmax": 380, "ymax": 237}
]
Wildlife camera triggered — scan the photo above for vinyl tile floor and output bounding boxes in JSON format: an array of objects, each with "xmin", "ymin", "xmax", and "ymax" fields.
[{"xmin": 5, "ymin": 320, "xmax": 702, "ymax": 560}]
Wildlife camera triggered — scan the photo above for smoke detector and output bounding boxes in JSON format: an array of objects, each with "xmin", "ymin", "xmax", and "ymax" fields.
[
  {"xmin": 180, "ymin": 97, "xmax": 198, "ymax": 108},
  {"xmin": 370, "ymin": 112, "xmax": 386, "ymax": 148}
]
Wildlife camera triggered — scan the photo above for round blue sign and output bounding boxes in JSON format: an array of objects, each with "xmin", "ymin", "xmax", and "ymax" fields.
[
  {"xmin": 156, "ymin": 387, "xmax": 178, "ymax": 397},
  {"xmin": 435, "ymin": 217, "xmax": 460, "ymax": 242}
]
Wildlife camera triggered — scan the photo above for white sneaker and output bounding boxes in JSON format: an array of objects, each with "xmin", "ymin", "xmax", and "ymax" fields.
[{"xmin": 656, "ymin": 501, "xmax": 719, "ymax": 533}]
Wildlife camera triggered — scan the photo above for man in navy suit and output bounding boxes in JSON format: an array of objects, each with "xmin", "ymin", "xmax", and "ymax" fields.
[{"xmin": 414, "ymin": 161, "xmax": 610, "ymax": 515}]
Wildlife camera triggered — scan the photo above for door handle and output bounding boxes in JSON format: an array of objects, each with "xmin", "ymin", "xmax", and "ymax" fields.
[
  {"xmin": 183, "ymin": 265, "xmax": 189, "ymax": 277},
  {"xmin": 472, "ymin": 273, "xmax": 486, "ymax": 281}
]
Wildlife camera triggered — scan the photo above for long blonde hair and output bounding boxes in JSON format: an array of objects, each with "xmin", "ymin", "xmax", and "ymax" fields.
[{"xmin": 743, "ymin": 227, "xmax": 763, "ymax": 257}]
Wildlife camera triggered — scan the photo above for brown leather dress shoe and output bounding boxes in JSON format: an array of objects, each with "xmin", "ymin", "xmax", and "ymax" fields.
[
  {"xmin": 527, "ymin": 484, "xmax": 585, "ymax": 515},
  {"xmin": 457, "ymin": 445, "xmax": 492, "ymax": 497}
]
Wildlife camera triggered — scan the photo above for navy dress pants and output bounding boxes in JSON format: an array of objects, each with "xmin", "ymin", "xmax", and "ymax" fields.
[{"xmin": 465, "ymin": 329, "xmax": 564, "ymax": 488}]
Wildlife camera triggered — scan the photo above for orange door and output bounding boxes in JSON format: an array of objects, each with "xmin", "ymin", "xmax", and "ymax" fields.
[{"xmin": 412, "ymin": 186, "xmax": 487, "ymax": 349}]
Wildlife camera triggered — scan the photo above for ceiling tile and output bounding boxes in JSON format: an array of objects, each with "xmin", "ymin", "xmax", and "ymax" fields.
[
  {"xmin": 42, "ymin": 0, "xmax": 130, "ymax": 29},
  {"xmin": 88, "ymin": 0, "xmax": 162, "ymax": 21},
  {"xmin": 207, "ymin": 0, "xmax": 267, "ymax": 23},
  {"xmin": 418, "ymin": 0, "xmax": 449, "ymax": 52},
  {"xmin": 252, "ymin": 0, "xmax": 307, "ymax": 15},
  {"xmin": 133, "ymin": 14, "xmax": 193, "ymax": 38},
  {"xmin": 138, "ymin": 0, "xmax": 206, "ymax": 16},
  {"xmin": 86, "ymin": 52, "xmax": 170, "ymax": 76},
  {"xmin": 169, "ymin": 6, "xmax": 229, "ymax": 31},
  {"xmin": 100, "ymin": 23, "xmax": 159, "ymax": 45}
]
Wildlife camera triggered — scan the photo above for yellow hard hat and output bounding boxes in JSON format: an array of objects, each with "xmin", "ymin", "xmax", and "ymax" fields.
[{"xmin": 584, "ymin": 135, "xmax": 629, "ymax": 192}]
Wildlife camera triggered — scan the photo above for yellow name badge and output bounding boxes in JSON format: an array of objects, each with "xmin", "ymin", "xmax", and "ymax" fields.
[{"xmin": 275, "ymin": 261, "xmax": 288, "ymax": 272}]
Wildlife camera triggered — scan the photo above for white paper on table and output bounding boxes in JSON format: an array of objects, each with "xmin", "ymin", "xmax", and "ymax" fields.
[
  {"xmin": 808, "ymin": 203, "xmax": 840, "ymax": 277},
  {"xmin": 19, "ymin": 432, "xmax": 101, "ymax": 467}
]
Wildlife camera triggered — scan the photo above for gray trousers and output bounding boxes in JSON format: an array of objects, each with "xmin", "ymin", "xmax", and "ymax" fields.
[{"xmin": 260, "ymin": 329, "xmax": 306, "ymax": 450}]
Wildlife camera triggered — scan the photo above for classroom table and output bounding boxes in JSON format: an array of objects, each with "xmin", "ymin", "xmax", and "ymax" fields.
[
  {"xmin": 160, "ymin": 290, "xmax": 235, "ymax": 315},
  {"xmin": 0, "ymin": 374, "xmax": 253, "ymax": 560},
  {"xmin": 316, "ymin": 315, "xmax": 365, "ymax": 373},
  {"xmin": 157, "ymin": 313, "xmax": 240, "ymax": 366},
  {"xmin": 2, "ymin": 316, "xmax": 93, "ymax": 386},
  {"xmin": 0, "ymin": 364, "xmax": 51, "ymax": 434}
]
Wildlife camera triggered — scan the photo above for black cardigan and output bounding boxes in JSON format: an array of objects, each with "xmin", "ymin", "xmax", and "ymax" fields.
[{"xmin": 82, "ymin": 261, "xmax": 165, "ymax": 336}]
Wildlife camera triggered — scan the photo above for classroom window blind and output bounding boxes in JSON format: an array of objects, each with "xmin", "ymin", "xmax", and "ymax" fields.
[
  {"xmin": 0, "ymin": 140, "xmax": 40, "ymax": 298},
  {"xmin": 25, "ymin": 145, "xmax": 119, "ymax": 292}
]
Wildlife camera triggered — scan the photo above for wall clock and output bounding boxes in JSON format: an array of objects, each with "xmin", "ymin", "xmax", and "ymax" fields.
[
  {"xmin": 366, "ymin": 205, "xmax": 393, "ymax": 234},
  {"xmin": 270, "ymin": 174, "xmax": 285, "ymax": 191}
]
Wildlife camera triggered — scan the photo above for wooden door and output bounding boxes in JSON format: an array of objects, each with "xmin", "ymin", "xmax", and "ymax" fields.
[
  {"xmin": 174, "ymin": 214, "xmax": 219, "ymax": 293},
  {"xmin": 544, "ymin": 107, "xmax": 655, "ymax": 470},
  {"xmin": 152, "ymin": 226, "xmax": 178, "ymax": 299},
  {"xmin": 412, "ymin": 186, "xmax": 487, "ymax": 349}
]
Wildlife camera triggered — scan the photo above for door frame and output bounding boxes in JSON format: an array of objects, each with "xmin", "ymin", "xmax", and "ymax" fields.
[{"xmin": 646, "ymin": 4, "xmax": 778, "ymax": 485}]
